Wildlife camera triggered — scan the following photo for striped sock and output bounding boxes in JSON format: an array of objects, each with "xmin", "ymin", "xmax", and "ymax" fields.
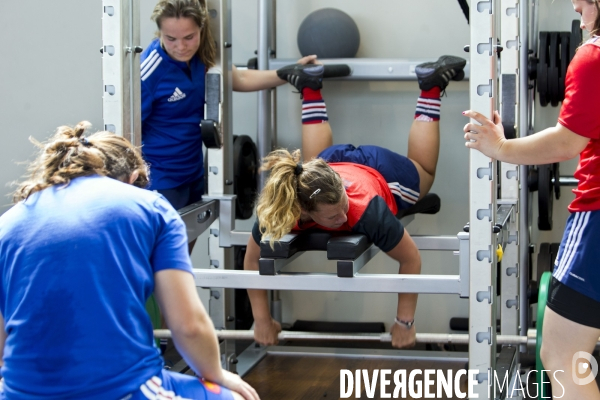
[
  {"xmin": 302, "ymin": 88, "xmax": 328, "ymax": 124},
  {"xmin": 415, "ymin": 87, "xmax": 441, "ymax": 122}
]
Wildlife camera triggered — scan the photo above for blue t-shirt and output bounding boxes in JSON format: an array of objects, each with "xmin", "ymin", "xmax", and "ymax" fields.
[
  {"xmin": 141, "ymin": 38, "xmax": 207, "ymax": 190},
  {"xmin": 0, "ymin": 175, "xmax": 192, "ymax": 399}
]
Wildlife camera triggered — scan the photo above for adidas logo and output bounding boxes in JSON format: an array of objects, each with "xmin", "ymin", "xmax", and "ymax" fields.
[{"xmin": 167, "ymin": 87, "xmax": 186, "ymax": 102}]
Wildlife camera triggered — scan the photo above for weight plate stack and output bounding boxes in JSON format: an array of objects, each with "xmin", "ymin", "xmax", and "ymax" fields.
[{"xmin": 535, "ymin": 20, "xmax": 582, "ymax": 107}]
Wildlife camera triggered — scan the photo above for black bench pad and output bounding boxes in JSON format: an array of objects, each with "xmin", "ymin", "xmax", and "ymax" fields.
[{"xmin": 260, "ymin": 231, "xmax": 371, "ymax": 260}]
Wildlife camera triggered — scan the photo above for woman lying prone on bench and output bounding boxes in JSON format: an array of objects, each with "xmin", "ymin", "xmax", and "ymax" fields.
[{"xmin": 244, "ymin": 55, "xmax": 466, "ymax": 348}]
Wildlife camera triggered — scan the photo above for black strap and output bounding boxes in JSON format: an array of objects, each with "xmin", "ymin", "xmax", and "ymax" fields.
[{"xmin": 457, "ymin": 0, "xmax": 469, "ymax": 24}]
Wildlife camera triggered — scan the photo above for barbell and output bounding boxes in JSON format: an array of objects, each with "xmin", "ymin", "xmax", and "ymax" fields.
[
  {"xmin": 154, "ymin": 273, "xmax": 559, "ymax": 393},
  {"xmin": 153, "ymin": 328, "xmax": 535, "ymax": 346},
  {"xmin": 153, "ymin": 272, "xmax": 567, "ymax": 355}
]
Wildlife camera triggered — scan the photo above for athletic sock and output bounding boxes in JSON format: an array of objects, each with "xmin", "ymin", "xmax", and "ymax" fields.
[
  {"xmin": 414, "ymin": 87, "xmax": 441, "ymax": 122},
  {"xmin": 302, "ymin": 88, "xmax": 328, "ymax": 125}
]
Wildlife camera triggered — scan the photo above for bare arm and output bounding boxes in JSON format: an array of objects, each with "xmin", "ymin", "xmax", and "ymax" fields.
[
  {"xmin": 232, "ymin": 55, "xmax": 317, "ymax": 92},
  {"xmin": 385, "ymin": 231, "xmax": 421, "ymax": 348},
  {"xmin": 244, "ymin": 238, "xmax": 281, "ymax": 345},
  {"xmin": 154, "ymin": 269, "xmax": 259, "ymax": 400},
  {"xmin": 464, "ymin": 110, "xmax": 589, "ymax": 164}
]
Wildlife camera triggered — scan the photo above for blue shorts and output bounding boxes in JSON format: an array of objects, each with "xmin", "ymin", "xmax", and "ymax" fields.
[
  {"xmin": 130, "ymin": 370, "xmax": 235, "ymax": 400},
  {"xmin": 547, "ymin": 277, "xmax": 600, "ymax": 328},
  {"xmin": 157, "ymin": 178, "xmax": 204, "ymax": 210},
  {"xmin": 318, "ymin": 144, "xmax": 421, "ymax": 211},
  {"xmin": 0, "ymin": 370, "xmax": 234, "ymax": 400},
  {"xmin": 552, "ymin": 210, "xmax": 600, "ymax": 303}
]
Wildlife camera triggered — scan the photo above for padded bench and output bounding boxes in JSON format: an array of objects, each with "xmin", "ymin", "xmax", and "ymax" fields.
[{"xmin": 259, "ymin": 193, "xmax": 441, "ymax": 277}]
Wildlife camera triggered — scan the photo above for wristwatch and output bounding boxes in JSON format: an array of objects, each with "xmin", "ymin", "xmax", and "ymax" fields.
[{"xmin": 394, "ymin": 317, "xmax": 415, "ymax": 329}]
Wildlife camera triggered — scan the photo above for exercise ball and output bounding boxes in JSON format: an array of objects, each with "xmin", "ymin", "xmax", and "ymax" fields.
[{"xmin": 297, "ymin": 8, "xmax": 360, "ymax": 58}]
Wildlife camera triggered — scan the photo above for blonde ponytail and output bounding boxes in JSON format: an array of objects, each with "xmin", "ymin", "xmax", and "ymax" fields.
[
  {"xmin": 256, "ymin": 149, "xmax": 303, "ymax": 248},
  {"xmin": 256, "ymin": 148, "xmax": 345, "ymax": 248}
]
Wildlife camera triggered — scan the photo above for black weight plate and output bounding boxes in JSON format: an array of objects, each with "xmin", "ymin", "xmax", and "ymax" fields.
[
  {"xmin": 559, "ymin": 32, "xmax": 570, "ymax": 102},
  {"xmin": 537, "ymin": 243, "xmax": 551, "ymax": 283},
  {"xmin": 548, "ymin": 32, "xmax": 559, "ymax": 68},
  {"xmin": 553, "ymin": 162, "xmax": 561, "ymax": 200},
  {"xmin": 200, "ymin": 119, "xmax": 222, "ymax": 149},
  {"xmin": 528, "ymin": 54, "xmax": 538, "ymax": 80},
  {"xmin": 539, "ymin": 85, "xmax": 549, "ymax": 107},
  {"xmin": 570, "ymin": 19, "xmax": 582, "ymax": 61},
  {"xmin": 528, "ymin": 167, "xmax": 539, "ymax": 192},
  {"xmin": 548, "ymin": 32, "xmax": 560, "ymax": 107},
  {"xmin": 538, "ymin": 164, "xmax": 553, "ymax": 230},
  {"xmin": 233, "ymin": 135, "xmax": 258, "ymax": 220},
  {"xmin": 548, "ymin": 67, "xmax": 560, "ymax": 107},
  {"xmin": 537, "ymin": 32, "xmax": 550, "ymax": 107}
]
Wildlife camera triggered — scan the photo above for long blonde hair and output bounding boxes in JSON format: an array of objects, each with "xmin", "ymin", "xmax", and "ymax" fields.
[
  {"xmin": 151, "ymin": 0, "xmax": 216, "ymax": 68},
  {"xmin": 13, "ymin": 122, "xmax": 148, "ymax": 203},
  {"xmin": 256, "ymin": 148, "xmax": 344, "ymax": 247}
]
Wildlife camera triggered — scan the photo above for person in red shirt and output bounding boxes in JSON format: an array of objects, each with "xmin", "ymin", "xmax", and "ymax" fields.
[
  {"xmin": 463, "ymin": 1, "xmax": 600, "ymax": 397},
  {"xmin": 244, "ymin": 55, "xmax": 467, "ymax": 349}
]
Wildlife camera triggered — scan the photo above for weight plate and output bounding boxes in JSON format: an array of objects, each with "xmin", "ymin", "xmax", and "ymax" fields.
[
  {"xmin": 537, "ymin": 243, "xmax": 552, "ymax": 283},
  {"xmin": 538, "ymin": 164, "xmax": 553, "ymax": 230},
  {"xmin": 571, "ymin": 19, "xmax": 582, "ymax": 61},
  {"xmin": 548, "ymin": 67, "xmax": 560, "ymax": 107},
  {"xmin": 559, "ymin": 32, "xmax": 571, "ymax": 102},
  {"xmin": 548, "ymin": 33, "xmax": 560, "ymax": 107},
  {"xmin": 233, "ymin": 135, "xmax": 258, "ymax": 220},
  {"xmin": 537, "ymin": 32, "xmax": 550, "ymax": 107}
]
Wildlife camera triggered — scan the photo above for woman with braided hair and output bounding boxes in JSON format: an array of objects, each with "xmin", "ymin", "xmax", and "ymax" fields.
[
  {"xmin": 244, "ymin": 55, "xmax": 467, "ymax": 349},
  {"xmin": 0, "ymin": 122, "xmax": 258, "ymax": 399}
]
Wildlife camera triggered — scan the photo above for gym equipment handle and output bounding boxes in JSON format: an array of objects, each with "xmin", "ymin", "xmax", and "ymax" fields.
[{"xmin": 323, "ymin": 64, "xmax": 352, "ymax": 79}]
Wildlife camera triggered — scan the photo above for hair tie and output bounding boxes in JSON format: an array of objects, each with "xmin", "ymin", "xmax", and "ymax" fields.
[
  {"xmin": 79, "ymin": 137, "xmax": 92, "ymax": 147},
  {"xmin": 294, "ymin": 163, "xmax": 303, "ymax": 176}
]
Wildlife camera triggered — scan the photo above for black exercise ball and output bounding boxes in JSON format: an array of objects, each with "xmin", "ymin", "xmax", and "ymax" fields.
[{"xmin": 297, "ymin": 8, "xmax": 360, "ymax": 58}]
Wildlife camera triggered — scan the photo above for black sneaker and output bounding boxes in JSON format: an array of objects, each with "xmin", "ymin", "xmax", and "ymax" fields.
[
  {"xmin": 277, "ymin": 63, "xmax": 324, "ymax": 92},
  {"xmin": 415, "ymin": 55, "xmax": 467, "ymax": 91}
]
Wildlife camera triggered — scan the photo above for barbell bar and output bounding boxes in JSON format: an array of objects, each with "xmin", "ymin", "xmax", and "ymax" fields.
[{"xmin": 154, "ymin": 328, "xmax": 538, "ymax": 346}]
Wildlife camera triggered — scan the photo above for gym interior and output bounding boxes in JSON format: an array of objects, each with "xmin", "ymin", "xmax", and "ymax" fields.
[{"xmin": 0, "ymin": 0, "xmax": 592, "ymax": 399}]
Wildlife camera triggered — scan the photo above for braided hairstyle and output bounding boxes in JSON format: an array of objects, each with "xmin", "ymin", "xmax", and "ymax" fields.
[
  {"xmin": 256, "ymin": 148, "xmax": 345, "ymax": 247},
  {"xmin": 13, "ymin": 121, "xmax": 148, "ymax": 203}
]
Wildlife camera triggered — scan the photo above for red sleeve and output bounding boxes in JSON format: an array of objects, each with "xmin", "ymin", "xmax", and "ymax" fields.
[{"xmin": 558, "ymin": 44, "xmax": 600, "ymax": 139}]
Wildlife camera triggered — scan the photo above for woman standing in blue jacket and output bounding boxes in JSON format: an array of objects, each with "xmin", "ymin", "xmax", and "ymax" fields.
[{"xmin": 142, "ymin": 0, "xmax": 317, "ymax": 210}]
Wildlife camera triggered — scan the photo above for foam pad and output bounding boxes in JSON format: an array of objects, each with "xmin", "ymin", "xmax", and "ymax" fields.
[
  {"xmin": 260, "ymin": 231, "xmax": 370, "ymax": 260},
  {"xmin": 327, "ymin": 234, "xmax": 371, "ymax": 260},
  {"xmin": 205, "ymin": 72, "xmax": 220, "ymax": 121}
]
